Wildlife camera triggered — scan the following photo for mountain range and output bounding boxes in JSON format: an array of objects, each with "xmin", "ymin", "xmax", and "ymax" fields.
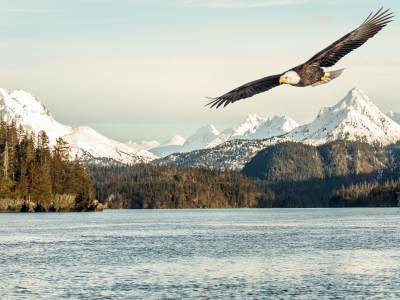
[
  {"xmin": 136, "ymin": 114, "xmax": 299, "ymax": 157},
  {"xmin": 0, "ymin": 88, "xmax": 157, "ymax": 165},
  {"xmin": 155, "ymin": 88, "xmax": 400, "ymax": 170},
  {"xmin": 1, "ymin": 86, "xmax": 399, "ymax": 166}
]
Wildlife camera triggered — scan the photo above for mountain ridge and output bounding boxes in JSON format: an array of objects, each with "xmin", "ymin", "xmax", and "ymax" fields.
[
  {"xmin": 0, "ymin": 88, "xmax": 158, "ymax": 165},
  {"xmin": 155, "ymin": 88, "xmax": 400, "ymax": 170},
  {"xmin": 2, "ymin": 86, "xmax": 400, "ymax": 167}
]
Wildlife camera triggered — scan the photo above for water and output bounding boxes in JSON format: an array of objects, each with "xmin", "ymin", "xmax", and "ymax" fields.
[{"xmin": 1, "ymin": 208, "xmax": 399, "ymax": 299}]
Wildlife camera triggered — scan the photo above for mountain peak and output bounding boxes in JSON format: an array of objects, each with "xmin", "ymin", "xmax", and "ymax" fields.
[
  {"xmin": 288, "ymin": 87, "xmax": 400, "ymax": 145},
  {"xmin": 230, "ymin": 114, "xmax": 267, "ymax": 139},
  {"xmin": 0, "ymin": 88, "xmax": 72, "ymax": 144},
  {"xmin": 244, "ymin": 113, "xmax": 265, "ymax": 125},
  {"xmin": 125, "ymin": 140, "xmax": 160, "ymax": 151},
  {"xmin": 340, "ymin": 87, "xmax": 372, "ymax": 108},
  {"xmin": 249, "ymin": 115, "xmax": 299, "ymax": 140},
  {"xmin": 196, "ymin": 124, "xmax": 219, "ymax": 135},
  {"xmin": 9, "ymin": 89, "xmax": 52, "ymax": 117},
  {"xmin": 180, "ymin": 124, "xmax": 219, "ymax": 153},
  {"xmin": 159, "ymin": 135, "xmax": 186, "ymax": 147}
]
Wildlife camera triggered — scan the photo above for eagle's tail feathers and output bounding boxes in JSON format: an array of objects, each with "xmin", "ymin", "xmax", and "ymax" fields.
[{"xmin": 312, "ymin": 68, "xmax": 345, "ymax": 87}]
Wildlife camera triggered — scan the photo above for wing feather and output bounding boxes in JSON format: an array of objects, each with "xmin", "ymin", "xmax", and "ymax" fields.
[
  {"xmin": 206, "ymin": 74, "xmax": 282, "ymax": 109},
  {"xmin": 306, "ymin": 8, "xmax": 394, "ymax": 68}
]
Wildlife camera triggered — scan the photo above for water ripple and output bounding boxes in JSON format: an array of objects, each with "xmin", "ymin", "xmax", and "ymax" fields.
[{"xmin": 1, "ymin": 208, "xmax": 399, "ymax": 299}]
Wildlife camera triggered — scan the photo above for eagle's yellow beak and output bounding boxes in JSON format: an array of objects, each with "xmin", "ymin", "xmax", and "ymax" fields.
[{"xmin": 279, "ymin": 77, "xmax": 286, "ymax": 84}]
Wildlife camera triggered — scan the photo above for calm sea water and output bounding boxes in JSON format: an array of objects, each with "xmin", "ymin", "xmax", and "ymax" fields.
[{"xmin": 1, "ymin": 208, "xmax": 399, "ymax": 299}]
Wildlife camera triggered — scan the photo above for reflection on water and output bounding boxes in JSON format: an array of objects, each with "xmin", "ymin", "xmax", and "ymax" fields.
[{"xmin": 1, "ymin": 208, "xmax": 399, "ymax": 299}]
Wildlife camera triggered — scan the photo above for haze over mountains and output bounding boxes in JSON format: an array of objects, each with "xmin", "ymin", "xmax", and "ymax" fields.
[
  {"xmin": 387, "ymin": 111, "xmax": 400, "ymax": 125},
  {"xmin": 1, "ymin": 86, "xmax": 400, "ymax": 166}
]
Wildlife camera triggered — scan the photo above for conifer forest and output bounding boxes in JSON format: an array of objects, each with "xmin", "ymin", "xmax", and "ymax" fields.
[
  {"xmin": 0, "ymin": 120, "xmax": 99, "ymax": 212},
  {"xmin": 1, "ymin": 118, "xmax": 400, "ymax": 211}
]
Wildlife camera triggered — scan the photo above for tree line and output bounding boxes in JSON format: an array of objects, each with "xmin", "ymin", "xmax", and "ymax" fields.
[
  {"xmin": 330, "ymin": 179, "xmax": 400, "ymax": 207},
  {"xmin": 3, "ymin": 114, "xmax": 399, "ymax": 210},
  {"xmin": 241, "ymin": 140, "xmax": 400, "ymax": 207},
  {"xmin": 0, "ymin": 119, "xmax": 97, "ymax": 212},
  {"xmin": 88, "ymin": 164, "xmax": 277, "ymax": 209}
]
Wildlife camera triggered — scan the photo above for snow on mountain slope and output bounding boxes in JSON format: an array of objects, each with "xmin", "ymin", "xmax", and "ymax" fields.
[
  {"xmin": 201, "ymin": 115, "xmax": 297, "ymax": 149},
  {"xmin": 154, "ymin": 137, "xmax": 285, "ymax": 171},
  {"xmin": 204, "ymin": 127, "xmax": 236, "ymax": 149},
  {"xmin": 125, "ymin": 140, "xmax": 160, "ymax": 150},
  {"xmin": 387, "ymin": 111, "xmax": 400, "ymax": 125},
  {"xmin": 286, "ymin": 88, "xmax": 400, "ymax": 146},
  {"xmin": 63, "ymin": 126, "xmax": 157, "ymax": 164},
  {"xmin": 0, "ymin": 88, "xmax": 158, "ymax": 164},
  {"xmin": 149, "ymin": 145, "xmax": 182, "ymax": 158},
  {"xmin": 159, "ymin": 135, "xmax": 186, "ymax": 147},
  {"xmin": 180, "ymin": 124, "xmax": 219, "ymax": 153},
  {"xmin": 248, "ymin": 116, "xmax": 299, "ymax": 140},
  {"xmin": 155, "ymin": 87, "xmax": 400, "ymax": 171},
  {"xmin": 0, "ymin": 88, "xmax": 73, "ymax": 145},
  {"xmin": 229, "ymin": 114, "xmax": 266, "ymax": 140},
  {"xmin": 148, "ymin": 135, "xmax": 186, "ymax": 158}
]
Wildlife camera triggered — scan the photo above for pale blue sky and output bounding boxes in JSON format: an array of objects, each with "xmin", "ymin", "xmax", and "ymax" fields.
[{"xmin": 0, "ymin": 0, "xmax": 399, "ymax": 143}]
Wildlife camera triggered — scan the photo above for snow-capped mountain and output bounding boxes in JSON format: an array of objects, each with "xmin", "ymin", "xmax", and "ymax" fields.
[
  {"xmin": 0, "ymin": 88, "xmax": 73, "ymax": 145},
  {"xmin": 287, "ymin": 88, "xmax": 400, "ymax": 146},
  {"xmin": 154, "ymin": 137, "xmax": 285, "ymax": 171},
  {"xmin": 155, "ymin": 88, "xmax": 400, "ymax": 171},
  {"xmin": 0, "ymin": 88, "xmax": 158, "ymax": 165},
  {"xmin": 204, "ymin": 127, "xmax": 236, "ymax": 149},
  {"xmin": 201, "ymin": 115, "xmax": 297, "ymax": 149},
  {"xmin": 180, "ymin": 124, "xmax": 219, "ymax": 153},
  {"xmin": 148, "ymin": 135, "xmax": 186, "ymax": 157},
  {"xmin": 125, "ymin": 140, "xmax": 160, "ymax": 150},
  {"xmin": 247, "ymin": 116, "xmax": 298, "ymax": 140},
  {"xmin": 387, "ymin": 111, "xmax": 400, "ymax": 125},
  {"xmin": 64, "ymin": 126, "xmax": 156, "ymax": 165},
  {"xmin": 4, "ymin": 85, "xmax": 400, "ymax": 167},
  {"xmin": 229, "ymin": 114, "xmax": 267, "ymax": 140},
  {"xmin": 159, "ymin": 135, "xmax": 186, "ymax": 147}
]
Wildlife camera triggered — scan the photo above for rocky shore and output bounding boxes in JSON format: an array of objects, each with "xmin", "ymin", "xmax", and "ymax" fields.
[{"xmin": 0, "ymin": 194, "xmax": 104, "ymax": 213}]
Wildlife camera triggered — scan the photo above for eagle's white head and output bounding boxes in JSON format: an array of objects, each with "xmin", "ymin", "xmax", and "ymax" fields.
[{"xmin": 279, "ymin": 71, "xmax": 301, "ymax": 85}]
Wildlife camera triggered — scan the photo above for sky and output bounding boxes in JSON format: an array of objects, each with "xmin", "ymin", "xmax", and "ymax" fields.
[{"xmin": 0, "ymin": 0, "xmax": 399, "ymax": 143}]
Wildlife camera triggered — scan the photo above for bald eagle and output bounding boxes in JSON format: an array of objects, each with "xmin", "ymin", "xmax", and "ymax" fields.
[{"xmin": 207, "ymin": 8, "xmax": 394, "ymax": 109}]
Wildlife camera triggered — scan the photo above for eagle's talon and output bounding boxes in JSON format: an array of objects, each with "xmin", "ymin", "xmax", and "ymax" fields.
[{"xmin": 316, "ymin": 80, "xmax": 322, "ymax": 84}]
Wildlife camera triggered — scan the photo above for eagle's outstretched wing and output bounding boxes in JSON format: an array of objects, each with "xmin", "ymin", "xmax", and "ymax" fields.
[
  {"xmin": 206, "ymin": 74, "xmax": 282, "ymax": 109},
  {"xmin": 306, "ymin": 8, "xmax": 394, "ymax": 68}
]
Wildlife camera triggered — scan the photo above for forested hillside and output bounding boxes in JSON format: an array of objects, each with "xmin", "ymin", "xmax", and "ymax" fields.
[
  {"xmin": 330, "ymin": 179, "xmax": 400, "ymax": 207},
  {"xmin": 241, "ymin": 140, "xmax": 400, "ymax": 207},
  {"xmin": 89, "ymin": 140, "xmax": 400, "ymax": 209},
  {"xmin": 0, "ymin": 119, "xmax": 101, "ymax": 212},
  {"xmin": 89, "ymin": 164, "xmax": 271, "ymax": 209}
]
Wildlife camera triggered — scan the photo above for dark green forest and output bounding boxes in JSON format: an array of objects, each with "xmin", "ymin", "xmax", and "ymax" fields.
[
  {"xmin": 330, "ymin": 179, "xmax": 400, "ymax": 207},
  {"xmin": 89, "ymin": 140, "xmax": 400, "ymax": 209},
  {"xmin": 88, "ymin": 164, "xmax": 271, "ymax": 208},
  {"xmin": 0, "ymin": 119, "xmax": 100, "ymax": 212},
  {"xmin": 2, "ymin": 115, "xmax": 400, "ymax": 210},
  {"xmin": 241, "ymin": 140, "xmax": 400, "ymax": 207}
]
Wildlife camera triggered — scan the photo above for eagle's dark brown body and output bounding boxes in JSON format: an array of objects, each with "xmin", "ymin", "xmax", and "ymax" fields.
[
  {"xmin": 207, "ymin": 8, "xmax": 394, "ymax": 109},
  {"xmin": 291, "ymin": 65, "xmax": 325, "ymax": 87}
]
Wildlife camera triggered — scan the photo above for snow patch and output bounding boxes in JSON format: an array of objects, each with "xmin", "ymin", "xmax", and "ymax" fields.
[{"xmin": 125, "ymin": 140, "xmax": 160, "ymax": 150}]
